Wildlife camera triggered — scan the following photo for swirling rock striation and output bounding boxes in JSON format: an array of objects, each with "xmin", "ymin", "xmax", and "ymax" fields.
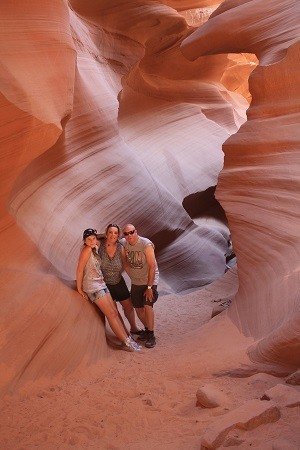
[
  {"xmin": 9, "ymin": 0, "xmax": 250, "ymax": 290},
  {"xmin": 181, "ymin": 0, "xmax": 300, "ymax": 368},
  {"xmin": 0, "ymin": 0, "xmax": 257, "ymax": 392}
]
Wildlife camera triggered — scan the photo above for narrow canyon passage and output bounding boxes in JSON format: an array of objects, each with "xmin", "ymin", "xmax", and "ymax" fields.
[
  {"xmin": 0, "ymin": 0, "xmax": 299, "ymax": 448},
  {"xmin": 1, "ymin": 270, "xmax": 299, "ymax": 449}
]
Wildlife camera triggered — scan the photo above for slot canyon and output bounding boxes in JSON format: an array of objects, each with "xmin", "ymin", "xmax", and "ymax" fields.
[{"xmin": 0, "ymin": 1, "xmax": 299, "ymax": 448}]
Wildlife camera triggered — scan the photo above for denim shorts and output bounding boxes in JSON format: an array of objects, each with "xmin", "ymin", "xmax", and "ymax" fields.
[{"xmin": 87, "ymin": 287, "xmax": 110, "ymax": 303}]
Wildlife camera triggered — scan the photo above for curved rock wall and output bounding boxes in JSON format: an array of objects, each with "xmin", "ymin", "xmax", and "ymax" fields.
[
  {"xmin": 181, "ymin": 0, "xmax": 300, "ymax": 367},
  {"xmin": 0, "ymin": 0, "xmax": 75, "ymax": 230},
  {"xmin": 0, "ymin": 0, "xmax": 253, "ymax": 392},
  {"xmin": 0, "ymin": 1, "xmax": 111, "ymax": 395},
  {"xmin": 8, "ymin": 0, "xmax": 250, "ymax": 291},
  {"xmin": 3, "ymin": 0, "xmax": 294, "ymax": 393}
]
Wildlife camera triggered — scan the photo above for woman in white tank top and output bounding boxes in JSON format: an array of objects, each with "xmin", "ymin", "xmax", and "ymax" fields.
[{"xmin": 76, "ymin": 228, "xmax": 141, "ymax": 353}]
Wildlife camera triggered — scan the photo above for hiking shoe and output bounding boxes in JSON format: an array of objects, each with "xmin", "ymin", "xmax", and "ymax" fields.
[
  {"xmin": 145, "ymin": 334, "xmax": 156, "ymax": 348},
  {"xmin": 137, "ymin": 329, "xmax": 149, "ymax": 341},
  {"xmin": 130, "ymin": 329, "xmax": 144, "ymax": 336},
  {"xmin": 124, "ymin": 336, "xmax": 142, "ymax": 352}
]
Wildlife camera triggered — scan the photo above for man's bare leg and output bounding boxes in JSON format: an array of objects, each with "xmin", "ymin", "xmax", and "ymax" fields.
[
  {"xmin": 145, "ymin": 305, "xmax": 154, "ymax": 331},
  {"xmin": 135, "ymin": 307, "xmax": 146, "ymax": 328}
]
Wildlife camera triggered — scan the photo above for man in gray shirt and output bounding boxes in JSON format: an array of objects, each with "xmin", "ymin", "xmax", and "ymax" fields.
[{"xmin": 121, "ymin": 224, "xmax": 159, "ymax": 348}]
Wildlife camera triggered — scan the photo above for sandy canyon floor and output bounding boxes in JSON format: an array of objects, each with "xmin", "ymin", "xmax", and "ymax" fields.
[{"xmin": 1, "ymin": 270, "xmax": 299, "ymax": 450}]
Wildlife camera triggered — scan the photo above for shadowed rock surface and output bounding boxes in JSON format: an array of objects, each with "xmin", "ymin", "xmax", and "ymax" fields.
[
  {"xmin": 182, "ymin": 0, "xmax": 300, "ymax": 369},
  {"xmin": 0, "ymin": 0, "xmax": 299, "ymax": 407}
]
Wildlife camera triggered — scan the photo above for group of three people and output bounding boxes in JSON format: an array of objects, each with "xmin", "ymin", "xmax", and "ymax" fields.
[{"xmin": 76, "ymin": 223, "xmax": 159, "ymax": 352}]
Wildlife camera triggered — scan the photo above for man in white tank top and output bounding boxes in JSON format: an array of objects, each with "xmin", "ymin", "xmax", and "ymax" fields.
[{"xmin": 121, "ymin": 224, "xmax": 159, "ymax": 348}]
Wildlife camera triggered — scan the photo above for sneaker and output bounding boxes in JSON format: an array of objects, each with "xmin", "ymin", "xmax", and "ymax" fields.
[
  {"xmin": 145, "ymin": 334, "xmax": 156, "ymax": 348},
  {"xmin": 124, "ymin": 336, "xmax": 142, "ymax": 352},
  {"xmin": 137, "ymin": 329, "xmax": 149, "ymax": 341},
  {"xmin": 130, "ymin": 329, "xmax": 144, "ymax": 336}
]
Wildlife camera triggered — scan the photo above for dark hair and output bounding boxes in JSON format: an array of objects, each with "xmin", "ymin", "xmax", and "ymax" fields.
[
  {"xmin": 82, "ymin": 228, "xmax": 97, "ymax": 240},
  {"xmin": 105, "ymin": 223, "xmax": 120, "ymax": 235}
]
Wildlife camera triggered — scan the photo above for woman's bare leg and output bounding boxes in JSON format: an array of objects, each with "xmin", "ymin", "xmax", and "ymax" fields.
[
  {"xmin": 120, "ymin": 298, "xmax": 139, "ymax": 331},
  {"xmin": 116, "ymin": 304, "xmax": 130, "ymax": 335},
  {"xmin": 95, "ymin": 294, "xmax": 128, "ymax": 342}
]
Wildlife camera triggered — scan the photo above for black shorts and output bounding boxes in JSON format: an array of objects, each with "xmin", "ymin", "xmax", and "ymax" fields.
[
  {"xmin": 106, "ymin": 277, "xmax": 130, "ymax": 302},
  {"xmin": 130, "ymin": 285, "xmax": 158, "ymax": 308}
]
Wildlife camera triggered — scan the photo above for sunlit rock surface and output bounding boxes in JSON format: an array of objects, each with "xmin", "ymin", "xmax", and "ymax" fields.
[
  {"xmin": 0, "ymin": 0, "xmax": 298, "ymax": 395},
  {"xmin": 9, "ymin": 1, "xmax": 248, "ymax": 290},
  {"xmin": 182, "ymin": 0, "xmax": 300, "ymax": 368}
]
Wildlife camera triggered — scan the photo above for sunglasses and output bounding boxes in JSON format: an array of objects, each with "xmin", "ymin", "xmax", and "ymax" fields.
[
  {"xmin": 83, "ymin": 228, "xmax": 97, "ymax": 239},
  {"xmin": 123, "ymin": 229, "xmax": 135, "ymax": 236}
]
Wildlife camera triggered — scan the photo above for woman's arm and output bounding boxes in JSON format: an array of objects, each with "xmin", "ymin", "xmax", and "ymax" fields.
[
  {"xmin": 120, "ymin": 245, "xmax": 130, "ymax": 275},
  {"xmin": 76, "ymin": 246, "xmax": 91, "ymax": 299}
]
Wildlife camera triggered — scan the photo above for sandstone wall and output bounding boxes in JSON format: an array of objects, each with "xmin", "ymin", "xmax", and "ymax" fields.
[
  {"xmin": 181, "ymin": 0, "xmax": 300, "ymax": 368},
  {"xmin": 1, "ymin": 0, "xmax": 297, "ymax": 393}
]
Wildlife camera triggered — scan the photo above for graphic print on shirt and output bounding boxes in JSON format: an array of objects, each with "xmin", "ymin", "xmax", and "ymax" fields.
[{"xmin": 126, "ymin": 250, "xmax": 144, "ymax": 269}]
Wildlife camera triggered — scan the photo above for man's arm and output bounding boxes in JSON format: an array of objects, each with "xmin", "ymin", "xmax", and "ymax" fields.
[{"xmin": 144, "ymin": 244, "xmax": 157, "ymax": 302}]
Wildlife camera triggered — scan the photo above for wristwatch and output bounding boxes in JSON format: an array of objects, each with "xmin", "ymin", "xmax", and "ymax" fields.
[{"xmin": 147, "ymin": 286, "xmax": 152, "ymax": 289}]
